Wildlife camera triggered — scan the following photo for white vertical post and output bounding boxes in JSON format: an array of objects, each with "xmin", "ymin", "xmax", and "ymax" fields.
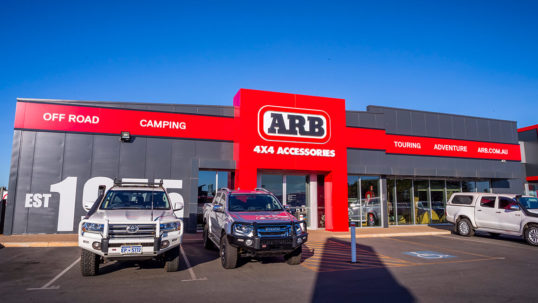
[{"xmin": 350, "ymin": 222, "xmax": 357, "ymax": 263}]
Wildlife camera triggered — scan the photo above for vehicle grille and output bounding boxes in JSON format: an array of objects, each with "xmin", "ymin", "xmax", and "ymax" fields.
[
  {"xmin": 256, "ymin": 225, "xmax": 291, "ymax": 238},
  {"xmin": 108, "ymin": 224, "xmax": 156, "ymax": 239}
]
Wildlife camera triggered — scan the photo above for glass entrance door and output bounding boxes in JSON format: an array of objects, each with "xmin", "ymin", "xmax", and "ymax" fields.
[
  {"xmin": 260, "ymin": 173, "xmax": 321, "ymax": 229},
  {"xmin": 286, "ymin": 175, "xmax": 308, "ymax": 222}
]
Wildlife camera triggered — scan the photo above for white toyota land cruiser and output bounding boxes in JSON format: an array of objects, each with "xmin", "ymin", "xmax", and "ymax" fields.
[
  {"xmin": 78, "ymin": 180, "xmax": 184, "ymax": 276},
  {"xmin": 446, "ymin": 192, "xmax": 538, "ymax": 246}
]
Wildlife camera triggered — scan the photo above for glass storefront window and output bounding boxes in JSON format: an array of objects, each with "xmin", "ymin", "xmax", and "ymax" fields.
[
  {"xmin": 476, "ymin": 180, "xmax": 491, "ymax": 193},
  {"xmin": 462, "ymin": 181, "xmax": 477, "ymax": 192},
  {"xmin": 446, "ymin": 181, "xmax": 461, "ymax": 201},
  {"xmin": 260, "ymin": 174, "xmax": 283, "ymax": 202},
  {"xmin": 361, "ymin": 176, "xmax": 380, "ymax": 227},
  {"xmin": 529, "ymin": 184, "xmax": 538, "ymax": 197},
  {"xmin": 396, "ymin": 179, "xmax": 413, "ymax": 225},
  {"xmin": 430, "ymin": 180, "xmax": 446, "ymax": 223},
  {"xmin": 414, "ymin": 180, "xmax": 431, "ymax": 224}
]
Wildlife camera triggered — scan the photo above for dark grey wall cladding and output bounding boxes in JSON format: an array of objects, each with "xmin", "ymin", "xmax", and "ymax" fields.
[
  {"xmin": 519, "ymin": 129, "xmax": 538, "ymax": 142},
  {"xmin": 20, "ymin": 99, "xmax": 234, "ymax": 117},
  {"xmin": 365, "ymin": 106, "xmax": 518, "ymax": 144},
  {"xmin": 345, "ymin": 111, "xmax": 384, "ymax": 129},
  {"xmin": 347, "ymin": 149, "xmax": 525, "ymax": 181},
  {"xmin": 5, "ymin": 130, "xmax": 234, "ymax": 234}
]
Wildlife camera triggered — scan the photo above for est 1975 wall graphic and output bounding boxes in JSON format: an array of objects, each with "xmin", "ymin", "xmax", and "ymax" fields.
[{"xmin": 23, "ymin": 177, "xmax": 185, "ymax": 232}]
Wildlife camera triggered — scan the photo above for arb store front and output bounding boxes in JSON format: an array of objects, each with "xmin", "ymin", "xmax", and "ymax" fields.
[{"xmin": 3, "ymin": 89, "xmax": 524, "ymax": 235}]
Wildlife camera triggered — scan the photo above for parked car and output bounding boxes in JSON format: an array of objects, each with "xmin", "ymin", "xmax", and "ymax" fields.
[
  {"xmin": 202, "ymin": 187, "xmax": 308, "ymax": 269},
  {"xmin": 446, "ymin": 192, "xmax": 538, "ymax": 246},
  {"xmin": 78, "ymin": 180, "xmax": 184, "ymax": 276},
  {"xmin": 348, "ymin": 197, "xmax": 381, "ymax": 226}
]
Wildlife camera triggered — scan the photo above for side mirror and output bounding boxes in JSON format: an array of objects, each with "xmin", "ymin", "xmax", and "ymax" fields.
[
  {"xmin": 213, "ymin": 204, "xmax": 224, "ymax": 212},
  {"xmin": 285, "ymin": 205, "xmax": 291, "ymax": 212},
  {"xmin": 509, "ymin": 204, "xmax": 520, "ymax": 211},
  {"xmin": 173, "ymin": 202, "xmax": 184, "ymax": 211}
]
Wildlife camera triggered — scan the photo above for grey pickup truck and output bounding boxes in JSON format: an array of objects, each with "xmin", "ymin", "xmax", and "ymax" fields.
[{"xmin": 202, "ymin": 188, "xmax": 308, "ymax": 269}]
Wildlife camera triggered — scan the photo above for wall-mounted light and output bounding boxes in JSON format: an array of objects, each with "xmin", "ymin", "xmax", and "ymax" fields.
[{"xmin": 120, "ymin": 131, "xmax": 131, "ymax": 142}]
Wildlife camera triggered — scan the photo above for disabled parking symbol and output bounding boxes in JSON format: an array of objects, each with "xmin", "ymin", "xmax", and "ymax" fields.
[{"xmin": 403, "ymin": 251, "xmax": 456, "ymax": 259}]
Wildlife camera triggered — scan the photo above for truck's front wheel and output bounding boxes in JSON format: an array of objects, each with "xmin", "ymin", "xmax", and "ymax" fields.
[
  {"xmin": 164, "ymin": 246, "xmax": 181, "ymax": 272},
  {"xmin": 81, "ymin": 249, "xmax": 100, "ymax": 276},
  {"xmin": 285, "ymin": 246, "xmax": 302, "ymax": 265},
  {"xmin": 220, "ymin": 235, "xmax": 238, "ymax": 269}
]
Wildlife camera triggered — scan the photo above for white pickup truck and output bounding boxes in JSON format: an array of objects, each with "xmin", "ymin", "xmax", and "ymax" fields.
[
  {"xmin": 79, "ymin": 180, "xmax": 184, "ymax": 276},
  {"xmin": 446, "ymin": 193, "xmax": 538, "ymax": 246}
]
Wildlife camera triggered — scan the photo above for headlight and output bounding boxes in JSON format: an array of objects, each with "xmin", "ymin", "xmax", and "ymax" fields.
[
  {"xmin": 295, "ymin": 222, "xmax": 305, "ymax": 235},
  {"xmin": 233, "ymin": 223, "xmax": 254, "ymax": 237},
  {"xmin": 82, "ymin": 222, "xmax": 104, "ymax": 233},
  {"xmin": 160, "ymin": 222, "xmax": 180, "ymax": 232}
]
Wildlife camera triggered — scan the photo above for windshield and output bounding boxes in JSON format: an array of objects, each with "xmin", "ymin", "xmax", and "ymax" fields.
[
  {"xmin": 100, "ymin": 190, "xmax": 170, "ymax": 210},
  {"xmin": 519, "ymin": 197, "xmax": 538, "ymax": 210},
  {"xmin": 228, "ymin": 194, "xmax": 284, "ymax": 212}
]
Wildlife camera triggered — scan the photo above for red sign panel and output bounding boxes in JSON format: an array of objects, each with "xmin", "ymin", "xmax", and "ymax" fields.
[
  {"xmin": 346, "ymin": 128, "xmax": 521, "ymax": 161},
  {"xmin": 14, "ymin": 102, "xmax": 235, "ymax": 141}
]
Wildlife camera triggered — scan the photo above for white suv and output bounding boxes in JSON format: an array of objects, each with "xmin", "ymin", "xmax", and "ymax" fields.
[
  {"xmin": 446, "ymin": 193, "xmax": 538, "ymax": 246},
  {"xmin": 78, "ymin": 180, "xmax": 184, "ymax": 276}
]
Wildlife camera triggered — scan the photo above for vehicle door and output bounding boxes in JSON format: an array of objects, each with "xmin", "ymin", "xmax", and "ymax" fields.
[
  {"xmin": 496, "ymin": 196, "xmax": 522, "ymax": 232},
  {"xmin": 209, "ymin": 192, "xmax": 223, "ymax": 236},
  {"xmin": 475, "ymin": 196, "xmax": 499, "ymax": 229},
  {"xmin": 215, "ymin": 193, "xmax": 228, "ymax": 239}
]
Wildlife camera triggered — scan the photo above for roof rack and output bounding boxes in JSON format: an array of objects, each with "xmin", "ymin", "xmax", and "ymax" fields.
[{"xmin": 113, "ymin": 178, "xmax": 164, "ymax": 188}]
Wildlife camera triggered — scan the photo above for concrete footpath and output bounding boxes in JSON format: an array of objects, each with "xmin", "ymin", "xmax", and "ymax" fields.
[{"xmin": 0, "ymin": 225, "xmax": 452, "ymax": 248}]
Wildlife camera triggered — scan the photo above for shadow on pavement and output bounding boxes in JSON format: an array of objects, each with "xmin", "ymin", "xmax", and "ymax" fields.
[{"xmin": 310, "ymin": 238, "xmax": 415, "ymax": 302}]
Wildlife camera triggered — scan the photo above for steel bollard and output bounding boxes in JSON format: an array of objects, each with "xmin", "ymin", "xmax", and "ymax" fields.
[{"xmin": 350, "ymin": 222, "xmax": 357, "ymax": 263}]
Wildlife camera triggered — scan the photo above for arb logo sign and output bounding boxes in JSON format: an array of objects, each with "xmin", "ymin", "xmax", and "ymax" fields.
[{"xmin": 258, "ymin": 105, "xmax": 331, "ymax": 144}]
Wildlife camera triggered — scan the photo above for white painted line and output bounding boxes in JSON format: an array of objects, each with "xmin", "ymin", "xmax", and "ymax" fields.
[
  {"xmin": 27, "ymin": 257, "xmax": 80, "ymax": 291},
  {"xmin": 433, "ymin": 234, "xmax": 535, "ymax": 251},
  {"xmin": 180, "ymin": 245, "xmax": 207, "ymax": 282}
]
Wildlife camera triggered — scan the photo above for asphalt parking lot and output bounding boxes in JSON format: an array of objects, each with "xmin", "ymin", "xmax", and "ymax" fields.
[{"xmin": 1, "ymin": 233, "xmax": 537, "ymax": 303}]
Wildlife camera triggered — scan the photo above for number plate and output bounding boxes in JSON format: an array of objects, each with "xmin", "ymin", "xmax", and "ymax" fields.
[{"xmin": 120, "ymin": 245, "xmax": 143, "ymax": 254}]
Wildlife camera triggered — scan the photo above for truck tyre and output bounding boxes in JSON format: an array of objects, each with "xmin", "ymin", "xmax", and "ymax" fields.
[
  {"xmin": 164, "ymin": 245, "xmax": 181, "ymax": 272},
  {"xmin": 81, "ymin": 249, "xmax": 100, "ymax": 276},
  {"xmin": 203, "ymin": 224, "xmax": 215, "ymax": 249},
  {"xmin": 285, "ymin": 246, "xmax": 302, "ymax": 265},
  {"xmin": 367, "ymin": 213, "xmax": 376, "ymax": 226},
  {"xmin": 524, "ymin": 225, "xmax": 538, "ymax": 246},
  {"xmin": 220, "ymin": 235, "xmax": 238, "ymax": 269},
  {"xmin": 457, "ymin": 218, "xmax": 474, "ymax": 237}
]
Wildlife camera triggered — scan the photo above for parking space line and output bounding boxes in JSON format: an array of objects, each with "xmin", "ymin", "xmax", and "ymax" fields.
[
  {"xmin": 27, "ymin": 257, "xmax": 80, "ymax": 291},
  {"xmin": 387, "ymin": 237, "xmax": 499, "ymax": 258},
  {"xmin": 433, "ymin": 235, "xmax": 536, "ymax": 251},
  {"xmin": 180, "ymin": 245, "xmax": 207, "ymax": 282}
]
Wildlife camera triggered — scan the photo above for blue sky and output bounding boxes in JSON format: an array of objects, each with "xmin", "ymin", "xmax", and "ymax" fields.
[{"xmin": 1, "ymin": 0, "xmax": 537, "ymax": 187}]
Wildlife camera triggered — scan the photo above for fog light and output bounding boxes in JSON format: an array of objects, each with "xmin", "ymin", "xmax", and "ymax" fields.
[
  {"xmin": 297, "ymin": 238, "xmax": 303, "ymax": 244},
  {"xmin": 92, "ymin": 242, "xmax": 101, "ymax": 250},
  {"xmin": 245, "ymin": 239, "xmax": 253, "ymax": 246},
  {"xmin": 161, "ymin": 240, "xmax": 170, "ymax": 249}
]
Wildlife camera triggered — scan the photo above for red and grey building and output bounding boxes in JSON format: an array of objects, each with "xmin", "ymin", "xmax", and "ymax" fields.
[
  {"xmin": 3, "ymin": 89, "xmax": 524, "ymax": 234},
  {"xmin": 518, "ymin": 124, "xmax": 538, "ymax": 197}
]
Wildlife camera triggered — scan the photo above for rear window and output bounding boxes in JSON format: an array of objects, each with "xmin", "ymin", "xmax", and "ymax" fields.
[{"xmin": 451, "ymin": 195, "xmax": 474, "ymax": 205}]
